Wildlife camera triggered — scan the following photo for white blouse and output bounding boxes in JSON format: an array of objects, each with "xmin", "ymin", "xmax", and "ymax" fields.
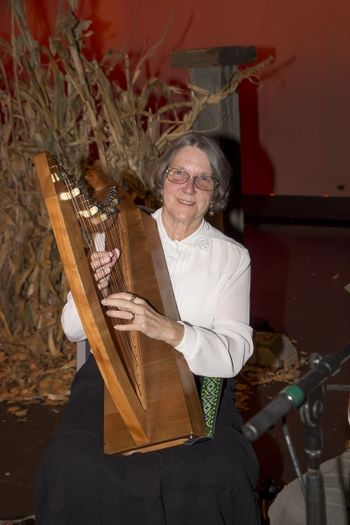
[{"xmin": 61, "ymin": 208, "xmax": 254, "ymax": 378}]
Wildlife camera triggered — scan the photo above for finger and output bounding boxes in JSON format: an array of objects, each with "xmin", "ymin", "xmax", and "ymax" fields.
[
  {"xmin": 97, "ymin": 276, "xmax": 110, "ymax": 290},
  {"xmin": 112, "ymin": 311, "xmax": 138, "ymax": 331},
  {"xmin": 105, "ymin": 292, "xmax": 144, "ymax": 304},
  {"xmin": 110, "ymin": 248, "xmax": 120, "ymax": 263},
  {"xmin": 94, "ymin": 265, "xmax": 111, "ymax": 281},
  {"xmin": 90, "ymin": 251, "xmax": 113, "ymax": 270},
  {"xmin": 105, "ymin": 308, "xmax": 136, "ymax": 322},
  {"xmin": 91, "ymin": 251, "xmax": 112, "ymax": 263},
  {"xmin": 113, "ymin": 323, "xmax": 136, "ymax": 332},
  {"xmin": 102, "ymin": 293, "xmax": 132, "ymax": 304},
  {"xmin": 103, "ymin": 300, "xmax": 144, "ymax": 316}
]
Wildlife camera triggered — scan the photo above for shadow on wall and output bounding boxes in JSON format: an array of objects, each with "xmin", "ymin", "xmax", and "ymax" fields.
[{"xmin": 239, "ymin": 46, "xmax": 296, "ymax": 197}]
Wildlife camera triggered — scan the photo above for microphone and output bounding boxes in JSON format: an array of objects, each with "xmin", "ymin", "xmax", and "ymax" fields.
[{"xmin": 242, "ymin": 342, "xmax": 350, "ymax": 441}]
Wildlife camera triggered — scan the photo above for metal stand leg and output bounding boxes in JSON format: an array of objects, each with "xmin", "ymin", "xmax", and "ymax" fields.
[{"xmin": 299, "ymin": 381, "xmax": 327, "ymax": 525}]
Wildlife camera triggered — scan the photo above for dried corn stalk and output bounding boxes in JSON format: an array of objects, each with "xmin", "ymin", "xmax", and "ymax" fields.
[{"xmin": 0, "ymin": 0, "xmax": 271, "ymax": 403}]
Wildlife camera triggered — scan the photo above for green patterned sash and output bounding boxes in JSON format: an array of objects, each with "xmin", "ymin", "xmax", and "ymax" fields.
[{"xmin": 200, "ymin": 376, "xmax": 223, "ymax": 438}]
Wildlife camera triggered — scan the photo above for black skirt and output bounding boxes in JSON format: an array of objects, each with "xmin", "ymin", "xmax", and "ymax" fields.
[{"xmin": 35, "ymin": 355, "xmax": 260, "ymax": 525}]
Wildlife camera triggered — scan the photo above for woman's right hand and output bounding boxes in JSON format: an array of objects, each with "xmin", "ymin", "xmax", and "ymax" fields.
[{"xmin": 90, "ymin": 249, "xmax": 120, "ymax": 297}]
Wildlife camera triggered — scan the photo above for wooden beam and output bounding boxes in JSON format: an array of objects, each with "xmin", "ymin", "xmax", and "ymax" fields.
[{"xmin": 171, "ymin": 45, "xmax": 256, "ymax": 69}]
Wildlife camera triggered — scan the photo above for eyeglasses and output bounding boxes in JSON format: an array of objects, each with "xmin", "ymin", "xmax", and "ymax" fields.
[{"xmin": 165, "ymin": 167, "xmax": 219, "ymax": 191}]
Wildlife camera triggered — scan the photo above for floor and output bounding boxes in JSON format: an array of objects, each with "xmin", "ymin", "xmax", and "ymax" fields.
[
  {"xmin": 1, "ymin": 222, "xmax": 349, "ymax": 521},
  {"xmin": 244, "ymin": 223, "xmax": 350, "ymax": 486}
]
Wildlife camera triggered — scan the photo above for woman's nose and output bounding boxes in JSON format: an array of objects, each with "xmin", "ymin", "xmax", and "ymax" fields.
[{"xmin": 182, "ymin": 177, "xmax": 196, "ymax": 193}]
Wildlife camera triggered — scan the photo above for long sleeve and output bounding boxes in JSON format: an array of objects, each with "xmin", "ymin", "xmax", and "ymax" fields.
[
  {"xmin": 61, "ymin": 291, "xmax": 86, "ymax": 342},
  {"xmin": 154, "ymin": 209, "xmax": 253, "ymax": 378},
  {"xmin": 174, "ymin": 248, "xmax": 253, "ymax": 377}
]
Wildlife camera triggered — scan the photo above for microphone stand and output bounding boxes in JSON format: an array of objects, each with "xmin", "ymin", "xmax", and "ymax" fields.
[
  {"xmin": 242, "ymin": 343, "xmax": 350, "ymax": 525},
  {"xmin": 299, "ymin": 376, "xmax": 326, "ymax": 525},
  {"xmin": 300, "ymin": 368, "xmax": 350, "ymax": 525}
]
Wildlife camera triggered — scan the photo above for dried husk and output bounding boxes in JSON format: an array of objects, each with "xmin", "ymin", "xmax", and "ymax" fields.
[{"xmin": 0, "ymin": 0, "xmax": 272, "ymax": 405}]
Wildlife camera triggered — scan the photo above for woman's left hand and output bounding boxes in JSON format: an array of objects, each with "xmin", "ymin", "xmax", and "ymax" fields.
[{"xmin": 101, "ymin": 292, "xmax": 184, "ymax": 347}]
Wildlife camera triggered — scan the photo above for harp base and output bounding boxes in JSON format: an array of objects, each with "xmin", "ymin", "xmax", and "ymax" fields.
[{"xmin": 104, "ymin": 385, "xmax": 207, "ymax": 455}]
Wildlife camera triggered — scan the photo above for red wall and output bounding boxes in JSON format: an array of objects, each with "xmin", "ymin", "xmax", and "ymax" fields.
[{"xmin": 2, "ymin": 0, "xmax": 349, "ymax": 196}]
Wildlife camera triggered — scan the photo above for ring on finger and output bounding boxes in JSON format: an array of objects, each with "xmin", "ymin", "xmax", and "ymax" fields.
[
  {"xmin": 130, "ymin": 294, "xmax": 137, "ymax": 303},
  {"xmin": 130, "ymin": 312, "xmax": 135, "ymax": 322}
]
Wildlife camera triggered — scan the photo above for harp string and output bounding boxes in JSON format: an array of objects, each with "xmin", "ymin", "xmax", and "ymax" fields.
[{"xmin": 59, "ymin": 166, "xmax": 144, "ymax": 397}]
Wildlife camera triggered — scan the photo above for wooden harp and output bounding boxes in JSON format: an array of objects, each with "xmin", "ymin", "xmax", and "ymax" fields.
[{"xmin": 33, "ymin": 152, "xmax": 207, "ymax": 454}]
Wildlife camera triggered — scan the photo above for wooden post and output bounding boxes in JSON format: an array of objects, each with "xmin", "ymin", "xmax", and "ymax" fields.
[{"xmin": 171, "ymin": 46, "xmax": 256, "ymax": 236}]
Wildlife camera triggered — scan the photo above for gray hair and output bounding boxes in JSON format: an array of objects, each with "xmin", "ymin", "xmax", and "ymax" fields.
[{"xmin": 152, "ymin": 132, "xmax": 232, "ymax": 213}]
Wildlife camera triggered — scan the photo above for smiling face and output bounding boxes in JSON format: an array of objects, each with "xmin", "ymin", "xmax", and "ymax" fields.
[{"xmin": 161, "ymin": 146, "xmax": 214, "ymax": 240}]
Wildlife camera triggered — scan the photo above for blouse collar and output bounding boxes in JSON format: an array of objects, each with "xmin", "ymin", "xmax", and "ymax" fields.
[{"xmin": 153, "ymin": 208, "xmax": 209, "ymax": 249}]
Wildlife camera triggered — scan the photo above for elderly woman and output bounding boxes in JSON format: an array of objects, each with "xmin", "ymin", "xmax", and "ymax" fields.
[{"xmin": 35, "ymin": 132, "xmax": 260, "ymax": 524}]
